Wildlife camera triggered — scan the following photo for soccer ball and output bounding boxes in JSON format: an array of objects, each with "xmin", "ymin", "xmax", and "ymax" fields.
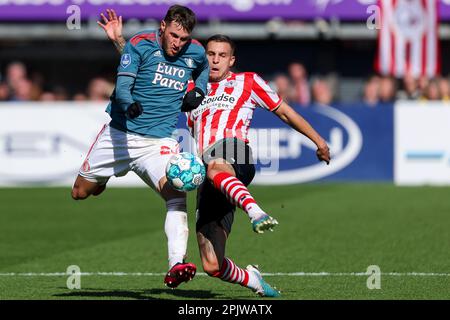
[{"xmin": 165, "ymin": 152, "xmax": 206, "ymax": 192}]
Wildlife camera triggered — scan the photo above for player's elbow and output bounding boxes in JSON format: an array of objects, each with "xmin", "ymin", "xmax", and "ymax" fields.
[{"xmin": 278, "ymin": 113, "xmax": 290, "ymax": 124}]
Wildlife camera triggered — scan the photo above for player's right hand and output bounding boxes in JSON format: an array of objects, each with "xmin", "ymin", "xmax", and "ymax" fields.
[
  {"xmin": 126, "ymin": 101, "xmax": 143, "ymax": 119},
  {"xmin": 316, "ymin": 143, "xmax": 331, "ymax": 165},
  {"xmin": 97, "ymin": 9, "xmax": 123, "ymax": 42}
]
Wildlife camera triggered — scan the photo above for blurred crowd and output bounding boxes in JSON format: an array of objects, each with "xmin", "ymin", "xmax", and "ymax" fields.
[
  {"xmin": 0, "ymin": 61, "xmax": 114, "ymax": 102},
  {"xmin": 270, "ymin": 62, "xmax": 450, "ymax": 107},
  {"xmin": 1, "ymin": 61, "xmax": 450, "ymax": 106}
]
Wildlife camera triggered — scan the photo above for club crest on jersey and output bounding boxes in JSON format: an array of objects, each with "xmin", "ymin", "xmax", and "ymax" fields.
[
  {"xmin": 121, "ymin": 54, "xmax": 131, "ymax": 68},
  {"xmin": 225, "ymin": 80, "xmax": 236, "ymax": 88},
  {"xmin": 184, "ymin": 58, "xmax": 194, "ymax": 68}
]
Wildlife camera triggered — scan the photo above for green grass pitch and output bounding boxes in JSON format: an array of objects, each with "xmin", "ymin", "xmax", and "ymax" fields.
[{"xmin": 0, "ymin": 184, "xmax": 449, "ymax": 300}]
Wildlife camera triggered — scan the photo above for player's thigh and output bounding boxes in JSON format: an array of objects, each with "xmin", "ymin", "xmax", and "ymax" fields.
[
  {"xmin": 132, "ymin": 137, "xmax": 183, "ymax": 199},
  {"xmin": 203, "ymin": 138, "xmax": 255, "ymax": 185},
  {"xmin": 78, "ymin": 124, "xmax": 132, "ymax": 185},
  {"xmin": 231, "ymin": 162, "xmax": 256, "ymax": 186},
  {"xmin": 206, "ymin": 160, "xmax": 235, "ymax": 181},
  {"xmin": 206, "ymin": 161, "xmax": 255, "ymax": 187}
]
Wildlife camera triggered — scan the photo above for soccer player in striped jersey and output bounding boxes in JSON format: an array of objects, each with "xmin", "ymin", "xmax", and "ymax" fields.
[
  {"xmin": 74, "ymin": 6, "xmax": 209, "ymax": 289},
  {"xmin": 185, "ymin": 35, "xmax": 330, "ymax": 297}
]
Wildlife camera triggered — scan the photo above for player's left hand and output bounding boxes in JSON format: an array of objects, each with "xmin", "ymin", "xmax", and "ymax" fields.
[
  {"xmin": 97, "ymin": 9, "xmax": 123, "ymax": 42},
  {"xmin": 316, "ymin": 143, "xmax": 331, "ymax": 165},
  {"xmin": 181, "ymin": 87, "xmax": 205, "ymax": 112},
  {"xmin": 126, "ymin": 101, "xmax": 143, "ymax": 119}
]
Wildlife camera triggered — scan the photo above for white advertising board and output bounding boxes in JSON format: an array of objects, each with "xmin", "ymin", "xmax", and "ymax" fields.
[
  {"xmin": 0, "ymin": 102, "xmax": 147, "ymax": 187},
  {"xmin": 395, "ymin": 101, "xmax": 450, "ymax": 185}
]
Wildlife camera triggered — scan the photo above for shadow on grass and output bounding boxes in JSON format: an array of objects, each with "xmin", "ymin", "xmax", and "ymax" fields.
[{"xmin": 53, "ymin": 287, "xmax": 220, "ymax": 300}]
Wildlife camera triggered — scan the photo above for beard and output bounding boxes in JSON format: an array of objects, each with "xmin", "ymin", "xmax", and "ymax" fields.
[
  {"xmin": 162, "ymin": 41, "xmax": 174, "ymax": 56},
  {"xmin": 160, "ymin": 34, "xmax": 177, "ymax": 57}
]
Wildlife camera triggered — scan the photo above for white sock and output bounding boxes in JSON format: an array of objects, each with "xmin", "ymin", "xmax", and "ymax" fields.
[
  {"xmin": 246, "ymin": 203, "xmax": 266, "ymax": 222},
  {"xmin": 164, "ymin": 198, "xmax": 188, "ymax": 269}
]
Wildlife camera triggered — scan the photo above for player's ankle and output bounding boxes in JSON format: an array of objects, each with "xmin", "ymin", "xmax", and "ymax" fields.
[
  {"xmin": 246, "ymin": 204, "xmax": 266, "ymax": 222},
  {"xmin": 249, "ymin": 212, "xmax": 266, "ymax": 222},
  {"xmin": 249, "ymin": 211, "xmax": 266, "ymax": 222},
  {"xmin": 169, "ymin": 258, "xmax": 185, "ymax": 269},
  {"xmin": 246, "ymin": 270, "xmax": 263, "ymax": 292}
]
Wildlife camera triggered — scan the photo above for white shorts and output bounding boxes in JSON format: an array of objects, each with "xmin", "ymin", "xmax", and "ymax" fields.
[{"xmin": 78, "ymin": 123, "xmax": 179, "ymax": 190}]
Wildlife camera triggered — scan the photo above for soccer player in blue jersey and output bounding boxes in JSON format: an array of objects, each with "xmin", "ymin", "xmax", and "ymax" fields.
[{"xmin": 71, "ymin": 5, "xmax": 209, "ymax": 288}]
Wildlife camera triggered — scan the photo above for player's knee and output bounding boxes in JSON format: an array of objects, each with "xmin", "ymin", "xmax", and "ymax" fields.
[
  {"xmin": 206, "ymin": 168, "xmax": 218, "ymax": 183},
  {"xmin": 71, "ymin": 187, "xmax": 89, "ymax": 200}
]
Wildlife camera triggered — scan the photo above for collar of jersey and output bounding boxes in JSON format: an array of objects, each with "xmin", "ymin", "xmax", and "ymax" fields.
[{"xmin": 218, "ymin": 72, "xmax": 235, "ymax": 84}]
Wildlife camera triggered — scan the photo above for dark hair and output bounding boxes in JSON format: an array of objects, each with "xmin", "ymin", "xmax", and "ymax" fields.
[
  {"xmin": 164, "ymin": 5, "xmax": 197, "ymax": 34},
  {"xmin": 206, "ymin": 34, "xmax": 236, "ymax": 55}
]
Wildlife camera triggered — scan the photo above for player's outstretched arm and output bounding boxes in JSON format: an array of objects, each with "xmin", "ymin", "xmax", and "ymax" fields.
[
  {"xmin": 274, "ymin": 101, "xmax": 331, "ymax": 164},
  {"xmin": 97, "ymin": 9, "xmax": 126, "ymax": 54}
]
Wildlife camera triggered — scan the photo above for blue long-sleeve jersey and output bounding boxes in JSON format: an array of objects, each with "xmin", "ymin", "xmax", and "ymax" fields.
[{"xmin": 106, "ymin": 29, "xmax": 209, "ymax": 138}]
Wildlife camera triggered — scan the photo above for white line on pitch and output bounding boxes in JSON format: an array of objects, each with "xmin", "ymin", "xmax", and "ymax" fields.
[{"xmin": 0, "ymin": 272, "xmax": 449, "ymax": 277}]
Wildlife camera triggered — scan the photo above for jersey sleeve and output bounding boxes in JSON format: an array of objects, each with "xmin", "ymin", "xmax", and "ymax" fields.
[
  {"xmin": 115, "ymin": 75, "xmax": 136, "ymax": 111},
  {"xmin": 184, "ymin": 80, "xmax": 195, "ymax": 133},
  {"xmin": 250, "ymin": 73, "xmax": 282, "ymax": 111},
  {"xmin": 186, "ymin": 80, "xmax": 196, "ymax": 92},
  {"xmin": 185, "ymin": 80, "xmax": 195, "ymax": 136},
  {"xmin": 117, "ymin": 41, "xmax": 142, "ymax": 78},
  {"xmin": 186, "ymin": 112, "xmax": 194, "ymax": 132}
]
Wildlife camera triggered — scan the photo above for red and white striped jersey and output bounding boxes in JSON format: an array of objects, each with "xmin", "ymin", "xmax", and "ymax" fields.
[{"xmin": 187, "ymin": 72, "xmax": 281, "ymax": 155}]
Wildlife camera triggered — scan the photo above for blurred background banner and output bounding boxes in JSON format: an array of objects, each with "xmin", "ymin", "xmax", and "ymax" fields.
[
  {"xmin": 8, "ymin": 0, "xmax": 450, "ymax": 21},
  {"xmin": 0, "ymin": 103, "xmax": 111, "ymax": 186},
  {"xmin": 0, "ymin": 0, "xmax": 373, "ymax": 21},
  {"xmin": 248, "ymin": 105, "xmax": 393, "ymax": 184},
  {"xmin": 2, "ymin": 1, "xmax": 450, "ymax": 21}
]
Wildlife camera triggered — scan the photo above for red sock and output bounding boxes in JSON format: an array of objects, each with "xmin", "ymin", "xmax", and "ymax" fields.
[
  {"xmin": 212, "ymin": 257, "xmax": 249, "ymax": 286},
  {"xmin": 212, "ymin": 172, "xmax": 258, "ymax": 213}
]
